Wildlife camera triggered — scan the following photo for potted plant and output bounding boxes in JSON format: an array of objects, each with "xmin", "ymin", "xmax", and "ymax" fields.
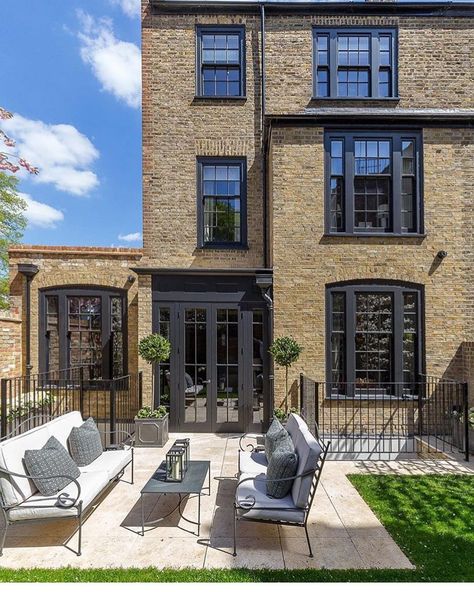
[
  {"xmin": 136, "ymin": 333, "xmax": 171, "ymax": 447},
  {"xmin": 273, "ymin": 406, "xmax": 299, "ymax": 425},
  {"xmin": 269, "ymin": 336, "xmax": 303, "ymax": 414}
]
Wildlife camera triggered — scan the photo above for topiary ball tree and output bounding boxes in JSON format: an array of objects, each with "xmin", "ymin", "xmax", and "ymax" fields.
[
  {"xmin": 138, "ymin": 334, "xmax": 171, "ymax": 410},
  {"xmin": 269, "ymin": 336, "xmax": 303, "ymax": 414}
]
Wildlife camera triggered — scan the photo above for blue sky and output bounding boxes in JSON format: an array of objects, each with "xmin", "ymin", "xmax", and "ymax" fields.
[{"xmin": 1, "ymin": 0, "xmax": 142, "ymax": 247}]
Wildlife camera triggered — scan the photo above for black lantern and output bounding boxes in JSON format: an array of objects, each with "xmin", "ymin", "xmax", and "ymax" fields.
[
  {"xmin": 165, "ymin": 445, "xmax": 185, "ymax": 482},
  {"xmin": 174, "ymin": 438, "xmax": 190, "ymax": 471}
]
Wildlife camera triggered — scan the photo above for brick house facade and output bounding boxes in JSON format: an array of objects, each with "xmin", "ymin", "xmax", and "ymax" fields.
[{"xmin": 6, "ymin": 1, "xmax": 474, "ymax": 434}]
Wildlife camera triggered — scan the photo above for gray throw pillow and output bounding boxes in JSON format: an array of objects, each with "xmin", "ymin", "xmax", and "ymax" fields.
[
  {"xmin": 24, "ymin": 436, "xmax": 80, "ymax": 496},
  {"xmin": 68, "ymin": 417, "xmax": 103, "ymax": 467},
  {"xmin": 265, "ymin": 417, "xmax": 288, "ymax": 461},
  {"xmin": 266, "ymin": 435, "xmax": 299, "ymax": 499}
]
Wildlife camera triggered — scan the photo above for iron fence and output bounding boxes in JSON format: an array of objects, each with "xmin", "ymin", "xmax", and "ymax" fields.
[
  {"xmin": 0, "ymin": 366, "xmax": 142, "ymax": 446},
  {"xmin": 300, "ymin": 374, "xmax": 469, "ymax": 461}
]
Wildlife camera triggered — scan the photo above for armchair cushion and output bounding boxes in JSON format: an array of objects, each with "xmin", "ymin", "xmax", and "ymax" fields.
[
  {"xmin": 68, "ymin": 418, "xmax": 103, "ymax": 467},
  {"xmin": 238, "ymin": 450, "xmax": 268, "ymax": 475},
  {"xmin": 266, "ymin": 437, "xmax": 298, "ymax": 498},
  {"xmin": 286, "ymin": 413, "xmax": 310, "ymax": 441},
  {"xmin": 264, "ymin": 418, "xmax": 287, "ymax": 461},
  {"xmin": 236, "ymin": 472, "xmax": 305, "ymax": 523},
  {"xmin": 24, "ymin": 436, "xmax": 80, "ymax": 496},
  {"xmin": 292, "ymin": 428, "xmax": 323, "ymax": 508}
]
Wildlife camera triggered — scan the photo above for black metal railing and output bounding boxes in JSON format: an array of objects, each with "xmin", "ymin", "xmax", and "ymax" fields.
[
  {"xmin": 0, "ymin": 366, "xmax": 142, "ymax": 445},
  {"xmin": 300, "ymin": 374, "xmax": 470, "ymax": 461}
]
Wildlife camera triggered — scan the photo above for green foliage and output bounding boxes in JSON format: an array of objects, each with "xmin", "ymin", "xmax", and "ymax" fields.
[
  {"xmin": 136, "ymin": 405, "xmax": 167, "ymax": 419},
  {"xmin": 269, "ymin": 336, "xmax": 302, "ymax": 369},
  {"xmin": 273, "ymin": 407, "xmax": 299, "ymax": 423},
  {"xmin": 0, "ymin": 173, "xmax": 26, "ymax": 309},
  {"xmin": 138, "ymin": 333, "xmax": 171, "ymax": 365},
  {"xmin": 453, "ymin": 407, "xmax": 474, "ymax": 427}
]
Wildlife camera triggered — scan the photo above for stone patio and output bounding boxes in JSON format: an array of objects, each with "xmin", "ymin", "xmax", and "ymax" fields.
[{"xmin": 1, "ymin": 433, "xmax": 471, "ymax": 571}]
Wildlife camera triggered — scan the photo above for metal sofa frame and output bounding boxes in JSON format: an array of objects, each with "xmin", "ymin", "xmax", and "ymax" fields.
[
  {"xmin": 0, "ymin": 416, "xmax": 134, "ymax": 556},
  {"xmin": 234, "ymin": 435, "xmax": 330, "ymax": 557}
]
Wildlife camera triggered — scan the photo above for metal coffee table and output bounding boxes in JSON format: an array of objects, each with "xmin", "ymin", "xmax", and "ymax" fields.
[{"xmin": 140, "ymin": 460, "xmax": 211, "ymax": 536}]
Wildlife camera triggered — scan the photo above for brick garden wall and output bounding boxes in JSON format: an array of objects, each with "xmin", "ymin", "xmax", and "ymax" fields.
[{"xmin": 0, "ymin": 306, "xmax": 22, "ymax": 378}]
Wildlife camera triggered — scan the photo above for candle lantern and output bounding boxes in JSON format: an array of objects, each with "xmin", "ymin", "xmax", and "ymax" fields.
[
  {"xmin": 174, "ymin": 438, "xmax": 190, "ymax": 471},
  {"xmin": 165, "ymin": 445, "xmax": 185, "ymax": 482}
]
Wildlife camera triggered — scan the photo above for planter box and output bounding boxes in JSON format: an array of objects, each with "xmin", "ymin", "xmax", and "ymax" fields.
[{"xmin": 134, "ymin": 414, "xmax": 169, "ymax": 448}]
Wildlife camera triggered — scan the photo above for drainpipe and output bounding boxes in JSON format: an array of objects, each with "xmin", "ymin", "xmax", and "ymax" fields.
[
  {"xmin": 256, "ymin": 275, "xmax": 274, "ymax": 422},
  {"xmin": 17, "ymin": 264, "xmax": 39, "ymax": 377},
  {"xmin": 260, "ymin": 3, "xmax": 269, "ymax": 270}
]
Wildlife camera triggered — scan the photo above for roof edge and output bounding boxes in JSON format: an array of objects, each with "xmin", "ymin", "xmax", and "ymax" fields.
[{"xmin": 8, "ymin": 245, "xmax": 143, "ymax": 258}]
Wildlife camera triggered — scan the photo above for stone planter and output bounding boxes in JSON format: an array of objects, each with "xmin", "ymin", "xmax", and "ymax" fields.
[{"xmin": 134, "ymin": 413, "xmax": 169, "ymax": 448}]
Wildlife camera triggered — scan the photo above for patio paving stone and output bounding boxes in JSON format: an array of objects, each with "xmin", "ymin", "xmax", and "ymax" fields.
[{"xmin": 0, "ymin": 432, "xmax": 468, "ymax": 570}]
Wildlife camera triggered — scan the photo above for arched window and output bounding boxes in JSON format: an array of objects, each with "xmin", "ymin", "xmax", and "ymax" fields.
[
  {"xmin": 40, "ymin": 287, "xmax": 126, "ymax": 378},
  {"xmin": 326, "ymin": 281, "xmax": 423, "ymax": 395}
]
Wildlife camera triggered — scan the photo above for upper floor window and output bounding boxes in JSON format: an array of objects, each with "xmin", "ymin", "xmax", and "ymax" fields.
[
  {"xmin": 313, "ymin": 28, "xmax": 397, "ymax": 99},
  {"xmin": 325, "ymin": 131, "xmax": 422, "ymax": 235},
  {"xmin": 197, "ymin": 157, "xmax": 247, "ymax": 248},
  {"xmin": 196, "ymin": 26, "xmax": 245, "ymax": 98},
  {"xmin": 41, "ymin": 288, "xmax": 126, "ymax": 379}
]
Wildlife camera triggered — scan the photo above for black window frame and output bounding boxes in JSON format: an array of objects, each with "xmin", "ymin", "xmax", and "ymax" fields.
[
  {"xmin": 39, "ymin": 286, "xmax": 127, "ymax": 379},
  {"xmin": 324, "ymin": 130, "xmax": 423, "ymax": 236},
  {"xmin": 326, "ymin": 281, "xmax": 425, "ymax": 397},
  {"xmin": 313, "ymin": 27, "xmax": 398, "ymax": 100},
  {"xmin": 196, "ymin": 25, "xmax": 246, "ymax": 99},
  {"xmin": 196, "ymin": 156, "xmax": 248, "ymax": 249}
]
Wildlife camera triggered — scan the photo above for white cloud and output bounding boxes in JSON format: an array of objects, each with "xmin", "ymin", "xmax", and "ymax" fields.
[
  {"xmin": 110, "ymin": 0, "xmax": 141, "ymax": 19},
  {"xmin": 20, "ymin": 193, "xmax": 64, "ymax": 229},
  {"xmin": 118, "ymin": 231, "xmax": 142, "ymax": 242},
  {"xmin": 2, "ymin": 114, "xmax": 99, "ymax": 196},
  {"xmin": 78, "ymin": 12, "xmax": 141, "ymax": 109}
]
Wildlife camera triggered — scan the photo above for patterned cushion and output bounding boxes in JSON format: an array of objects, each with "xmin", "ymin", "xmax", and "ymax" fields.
[
  {"xmin": 266, "ymin": 434, "xmax": 299, "ymax": 498},
  {"xmin": 24, "ymin": 436, "xmax": 80, "ymax": 496},
  {"xmin": 68, "ymin": 418, "xmax": 103, "ymax": 467},
  {"xmin": 265, "ymin": 418, "xmax": 288, "ymax": 461}
]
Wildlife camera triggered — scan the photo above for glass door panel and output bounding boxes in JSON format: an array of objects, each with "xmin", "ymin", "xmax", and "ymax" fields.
[
  {"xmin": 216, "ymin": 308, "xmax": 240, "ymax": 426},
  {"xmin": 251, "ymin": 309, "xmax": 265, "ymax": 425},
  {"xmin": 184, "ymin": 307, "xmax": 208, "ymax": 425}
]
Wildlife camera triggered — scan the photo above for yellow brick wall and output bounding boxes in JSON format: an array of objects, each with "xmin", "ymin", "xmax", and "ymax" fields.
[
  {"xmin": 270, "ymin": 125, "xmax": 474, "ymax": 405},
  {"xmin": 142, "ymin": 9, "xmax": 264, "ymax": 269}
]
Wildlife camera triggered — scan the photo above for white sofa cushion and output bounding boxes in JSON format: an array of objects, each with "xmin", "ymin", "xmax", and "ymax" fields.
[
  {"xmin": 238, "ymin": 450, "xmax": 268, "ymax": 475},
  {"xmin": 0, "ymin": 423, "xmax": 51, "ymax": 506},
  {"xmin": 236, "ymin": 472, "xmax": 305, "ymax": 523},
  {"xmin": 286, "ymin": 413, "xmax": 310, "ymax": 443},
  {"xmin": 80, "ymin": 449, "xmax": 132, "ymax": 481},
  {"xmin": 7, "ymin": 470, "xmax": 109, "ymax": 522},
  {"xmin": 291, "ymin": 428, "xmax": 322, "ymax": 508},
  {"xmin": 47, "ymin": 412, "xmax": 84, "ymax": 449}
]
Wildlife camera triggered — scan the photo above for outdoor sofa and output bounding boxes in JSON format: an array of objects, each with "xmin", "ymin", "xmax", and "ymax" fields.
[
  {"xmin": 236, "ymin": 413, "xmax": 329, "ymax": 557},
  {"xmin": 0, "ymin": 411, "xmax": 133, "ymax": 556}
]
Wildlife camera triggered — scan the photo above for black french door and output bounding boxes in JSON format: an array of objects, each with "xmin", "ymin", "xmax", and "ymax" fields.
[{"xmin": 153, "ymin": 302, "xmax": 268, "ymax": 433}]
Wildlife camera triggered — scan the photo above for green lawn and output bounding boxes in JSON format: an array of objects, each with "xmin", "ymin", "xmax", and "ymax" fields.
[{"xmin": 0, "ymin": 474, "xmax": 472, "ymax": 582}]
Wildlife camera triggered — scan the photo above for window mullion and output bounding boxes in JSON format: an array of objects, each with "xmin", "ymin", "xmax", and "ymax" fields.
[
  {"xmin": 346, "ymin": 288, "xmax": 356, "ymax": 389},
  {"xmin": 392, "ymin": 134, "xmax": 402, "ymax": 234},
  {"xmin": 371, "ymin": 34, "xmax": 380, "ymax": 98},
  {"xmin": 393, "ymin": 289, "xmax": 404, "ymax": 386},
  {"xmin": 329, "ymin": 31, "xmax": 338, "ymax": 97},
  {"xmin": 345, "ymin": 136, "xmax": 355, "ymax": 233}
]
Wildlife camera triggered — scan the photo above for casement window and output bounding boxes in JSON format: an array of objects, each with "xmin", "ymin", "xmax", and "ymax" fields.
[
  {"xmin": 314, "ymin": 28, "xmax": 397, "ymax": 99},
  {"xmin": 327, "ymin": 283, "xmax": 423, "ymax": 394},
  {"xmin": 41, "ymin": 288, "xmax": 126, "ymax": 378},
  {"xmin": 196, "ymin": 26, "xmax": 245, "ymax": 98},
  {"xmin": 197, "ymin": 157, "xmax": 247, "ymax": 248},
  {"xmin": 325, "ymin": 131, "xmax": 422, "ymax": 235}
]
